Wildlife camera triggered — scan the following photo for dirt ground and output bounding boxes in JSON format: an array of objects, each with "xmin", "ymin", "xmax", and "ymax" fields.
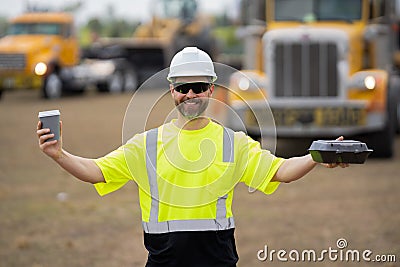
[{"xmin": 0, "ymin": 89, "xmax": 399, "ymax": 267}]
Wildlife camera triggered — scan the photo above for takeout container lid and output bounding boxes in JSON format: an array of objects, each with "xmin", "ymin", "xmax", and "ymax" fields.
[{"xmin": 309, "ymin": 140, "xmax": 373, "ymax": 164}]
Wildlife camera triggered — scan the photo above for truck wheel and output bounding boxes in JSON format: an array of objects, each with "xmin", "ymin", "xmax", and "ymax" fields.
[
  {"xmin": 108, "ymin": 70, "xmax": 124, "ymax": 93},
  {"xmin": 366, "ymin": 123, "xmax": 394, "ymax": 158},
  {"xmin": 124, "ymin": 69, "xmax": 138, "ymax": 92},
  {"xmin": 0, "ymin": 89, "xmax": 3, "ymax": 99},
  {"xmin": 97, "ymin": 70, "xmax": 124, "ymax": 93},
  {"xmin": 396, "ymin": 96, "xmax": 400, "ymax": 134},
  {"xmin": 389, "ymin": 75, "xmax": 400, "ymax": 134},
  {"xmin": 43, "ymin": 73, "xmax": 63, "ymax": 99},
  {"xmin": 365, "ymin": 88, "xmax": 396, "ymax": 158}
]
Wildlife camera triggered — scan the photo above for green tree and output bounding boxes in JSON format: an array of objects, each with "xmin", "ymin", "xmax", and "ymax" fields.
[
  {"xmin": 79, "ymin": 15, "xmax": 139, "ymax": 46},
  {"xmin": 87, "ymin": 18, "xmax": 102, "ymax": 34}
]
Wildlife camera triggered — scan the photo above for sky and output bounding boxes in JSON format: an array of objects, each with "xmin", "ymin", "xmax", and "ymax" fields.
[{"xmin": 0, "ymin": 0, "xmax": 239, "ymax": 24}]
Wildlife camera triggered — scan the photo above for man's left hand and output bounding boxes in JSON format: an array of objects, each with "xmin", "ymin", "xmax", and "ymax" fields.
[{"xmin": 321, "ymin": 136, "xmax": 350, "ymax": 169}]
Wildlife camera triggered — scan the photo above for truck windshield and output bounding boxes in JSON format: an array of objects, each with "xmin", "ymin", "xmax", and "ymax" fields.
[
  {"xmin": 8, "ymin": 23, "xmax": 62, "ymax": 35},
  {"xmin": 154, "ymin": 0, "xmax": 197, "ymax": 21},
  {"xmin": 275, "ymin": 0, "xmax": 362, "ymax": 22}
]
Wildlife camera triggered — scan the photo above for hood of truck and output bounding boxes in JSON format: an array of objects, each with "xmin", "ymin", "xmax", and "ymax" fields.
[
  {"xmin": 268, "ymin": 21, "xmax": 363, "ymax": 40},
  {"xmin": 269, "ymin": 22, "xmax": 366, "ymax": 45},
  {"xmin": 265, "ymin": 22, "xmax": 364, "ymax": 54},
  {"xmin": 0, "ymin": 35, "xmax": 61, "ymax": 54}
]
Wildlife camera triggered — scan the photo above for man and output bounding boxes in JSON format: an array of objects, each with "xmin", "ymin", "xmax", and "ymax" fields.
[{"xmin": 37, "ymin": 47, "xmax": 348, "ymax": 267}]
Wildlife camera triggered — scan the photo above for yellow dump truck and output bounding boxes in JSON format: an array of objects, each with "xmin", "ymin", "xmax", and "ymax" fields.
[
  {"xmin": 0, "ymin": 12, "xmax": 139, "ymax": 99},
  {"xmin": 0, "ymin": 13, "xmax": 80, "ymax": 98},
  {"xmin": 225, "ymin": 0, "xmax": 400, "ymax": 157}
]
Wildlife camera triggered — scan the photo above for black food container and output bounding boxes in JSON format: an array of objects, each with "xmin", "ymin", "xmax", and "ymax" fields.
[{"xmin": 308, "ymin": 140, "xmax": 373, "ymax": 164}]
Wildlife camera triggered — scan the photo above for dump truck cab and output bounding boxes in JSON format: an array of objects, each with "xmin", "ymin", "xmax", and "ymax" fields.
[
  {"xmin": 227, "ymin": 0, "xmax": 400, "ymax": 157},
  {"xmin": 0, "ymin": 13, "xmax": 79, "ymax": 98}
]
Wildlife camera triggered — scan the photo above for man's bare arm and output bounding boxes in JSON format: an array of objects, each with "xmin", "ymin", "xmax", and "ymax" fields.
[
  {"xmin": 272, "ymin": 154, "xmax": 317, "ymax": 183},
  {"xmin": 37, "ymin": 121, "xmax": 105, "ymax": 184},
  {"xmin": 272, "ymin": 136, "xmax": 349, "ymax": 183}
]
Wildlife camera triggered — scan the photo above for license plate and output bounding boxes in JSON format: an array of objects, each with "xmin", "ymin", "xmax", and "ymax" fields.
[
  {"xmin": 246, "ymin": 107, "xmax": 366, "ymax": 127},
  {"xmin": 314, "ymin": 107, "xmax": 366, "ymax": 126}
]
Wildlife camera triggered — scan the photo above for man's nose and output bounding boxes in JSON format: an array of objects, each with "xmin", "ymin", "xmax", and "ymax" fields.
[{"xmin": 186, "ymin": 89, "xmax": 197, "ymax": 98}]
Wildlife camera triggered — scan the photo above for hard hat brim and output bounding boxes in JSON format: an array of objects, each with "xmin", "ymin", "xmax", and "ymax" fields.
[{"xmin": 167, "ymin": 61, "xmax": 217, "ymax": 82}]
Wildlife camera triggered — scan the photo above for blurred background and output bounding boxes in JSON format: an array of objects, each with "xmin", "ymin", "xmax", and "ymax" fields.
[{"xmin": 0, "ymin": 0, "xmax": 399, "ymax": 266}]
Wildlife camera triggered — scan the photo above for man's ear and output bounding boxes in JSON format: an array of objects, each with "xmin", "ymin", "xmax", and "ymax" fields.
[
  {"xmin": 170, "ymin": 84, "xmax": 174, "ymax": 96},
  {"xmin": 209, "ymin": 84, "xmax": 215, "ymax": 95}
]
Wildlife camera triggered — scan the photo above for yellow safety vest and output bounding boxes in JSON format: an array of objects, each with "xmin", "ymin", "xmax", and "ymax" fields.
[
  {"xmin": 94, "ymin": 121, "xmax": 284, "ymax": 234},
  {"xmin": 142, "ymin": 126, "xmax": 235, "ymax": 233}
]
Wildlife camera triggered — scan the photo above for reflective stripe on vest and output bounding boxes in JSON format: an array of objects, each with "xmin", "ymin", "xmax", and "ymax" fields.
[{"xmin": 142, "ymin": 126, "xmax": 236, "ymax": 234}]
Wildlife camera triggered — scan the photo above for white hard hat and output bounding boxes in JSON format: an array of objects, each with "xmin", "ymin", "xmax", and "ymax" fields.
[{"xmin": 167, "ymin": 47, "xmax": 217, "ymax": 82}]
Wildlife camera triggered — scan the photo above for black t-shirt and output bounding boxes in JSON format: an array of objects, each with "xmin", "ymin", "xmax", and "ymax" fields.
[{"xmin": 144, "ymin": 229, "xmax": 238, "ymax": 267}]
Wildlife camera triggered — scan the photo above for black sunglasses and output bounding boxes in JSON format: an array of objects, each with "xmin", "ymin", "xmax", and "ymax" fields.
[{"xmin": 173, "ymin": 82, "xmax": 211, "ymax": 94}]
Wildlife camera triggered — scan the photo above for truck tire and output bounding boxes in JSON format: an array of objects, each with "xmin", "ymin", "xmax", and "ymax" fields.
[
  {"xmin": 396, "ymin": 95, "xmax": 400, "ymax": 134},
  {"xmin": 97, "ymin": 70, "xmax": 124, "ymax": 93},
  {"xmin": 42, "ymin": 73, "xmax": 63, "ymax": 99},
  {"xmin": 0, "ymin": 89, "xmax": 3, "ymax": 99},
  {"xmin": 365, "ymin": 87, "xmax": 396, "ymax": 158},
  {"xmin": 123, "ymin": 68, "xmax": 138, "ymax": 92},
  {"xmin": 389, "ymin": 74, "xmax": 400, "ymax": 134}
]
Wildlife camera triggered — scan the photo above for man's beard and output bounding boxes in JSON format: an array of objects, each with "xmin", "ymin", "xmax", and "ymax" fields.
[{"xmin": 175, "ymin": 97, "xmax": 209, "ymax": 119}]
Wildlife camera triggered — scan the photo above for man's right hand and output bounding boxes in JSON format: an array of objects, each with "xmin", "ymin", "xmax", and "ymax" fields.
[
  {"xmin": 36, "ymin": 120, "xmax": 105, "ymax": 184},
  {"xmin": 37, "ymin": 120, "xmax": 63, "ymax": 160}
]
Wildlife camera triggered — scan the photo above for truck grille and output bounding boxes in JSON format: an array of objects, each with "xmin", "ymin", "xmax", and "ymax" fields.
[
  {"xmin": 272, "ymin": 42, "xmax": 338, "ymax": 97},
  {"xmin": 0, "ymin": 54, "xmax": 26, "ymax": 70}
]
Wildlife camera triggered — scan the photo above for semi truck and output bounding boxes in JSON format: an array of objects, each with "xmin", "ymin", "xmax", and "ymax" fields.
[
  {"xmin": 0, "ymin": 12, "xmax": 134, "ymax": 99},
  {"xmin": 0, "ymin": 12, "xmax": 79, "ymax": 98},
  {"xmin": 224, "ymin": 0, "xmax": 400, "ymax": 158}
]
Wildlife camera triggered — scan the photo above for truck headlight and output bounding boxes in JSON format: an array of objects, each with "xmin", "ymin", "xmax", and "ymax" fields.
[
  {"xmin": 238, "ymin": 77, "xmax": 250, "ymax": 91},
  {"xmin": 347, "ymin": 72, "xmax": 380, "ymax": 91},
  {"xmin": 364, "ymin": 76, "xmax": 376, "ymax": 90},
  {"xmin": 228, "ymin": 71, "xmax": 268, "ymax": 103},
  {"xmin": 230, "ymin": 71, "xmax": 267, "ymax": 92},
  {"xmin": 34, "ymin": 62, "xmax": 47, "ymax": 76}
]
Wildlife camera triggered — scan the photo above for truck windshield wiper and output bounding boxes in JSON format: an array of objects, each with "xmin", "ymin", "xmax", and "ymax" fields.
[
  {"xmin": 276, "ymin": 16, "xmax": 305, "ymax": 22},
  {"xmin": 318, "ymin": 17, "xmax": 355, "ymax": 24}
]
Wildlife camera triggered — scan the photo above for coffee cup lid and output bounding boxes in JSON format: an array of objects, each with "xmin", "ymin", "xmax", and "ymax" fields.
[{"xmin": 38, "ymin": 109, "xmax": 60, "ymax": 118}]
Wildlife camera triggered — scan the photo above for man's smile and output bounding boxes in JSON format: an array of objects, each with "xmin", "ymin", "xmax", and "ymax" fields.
[{"xmin": 183, "ymin": 99, "xmax": 201, "ymax": 105}]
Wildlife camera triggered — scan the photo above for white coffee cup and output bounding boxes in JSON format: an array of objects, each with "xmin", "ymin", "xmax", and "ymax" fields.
[{"xmin": 38, "ymin": 110, "xmax": 60, "ymax": 142}]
